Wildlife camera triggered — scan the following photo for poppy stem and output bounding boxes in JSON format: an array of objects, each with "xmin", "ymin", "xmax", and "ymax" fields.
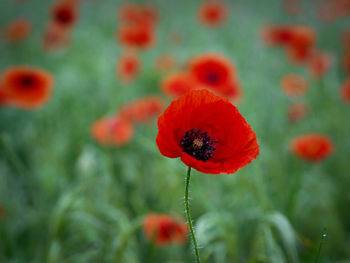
[{"xmin": 185, "ymin": 166, "xmax": 201, "ymax": 263}]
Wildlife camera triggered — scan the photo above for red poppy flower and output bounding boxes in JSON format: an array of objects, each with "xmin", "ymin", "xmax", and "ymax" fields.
[
  {"xmin": 116, "ymin": 23, "xmax": 156, "ymax": 50},
  {"xmin": 260, "ymin": 25, "xmax": 294, "ymax": 46},
  {"xmin": 307, "ymin": 51, "xmax": 332, "ymax": 79},
  {"xmin": 116, "ymin": 51, "xmax": 141, "ymax": 84},
  {"xmin": 290, "ymin": 133, "xmax": 334, "ymax": 162},
  {"xmin": 286, "ymin": 26, "xmax": 316, "ymax": 64},
  {"xmin": 1, "ymin": 18, "xmax": 32, "ymax": 43},
  {"xmin": 91, "ymin": 116, "xmax": 134, "ymax": 146},
  {"xmin": 119, "ymin": 96, "xmax": 164, "ymax": 123},
  {"xmin": 41, "ymin": 22, "xmax": 71, "ymax": 51},
  {"xmin": 188, "ymin": 53, "xmax": 238, "ymax": 98},
  {"xmin": 0, "ymin": 66, "xmax": 54, "ymax": 109},
  {"xmin": 197, "ymin": 1, "xmax": 229, "ymax": 27},
  {"xmin": 287, "ymin": 102, "xmax": 309, "ymax": 123},
  {"xmin": 117, "ymin": 3, "xmax": 158, "ymax": 27},
  {"xmin": 161, "ymin": 72, "xmax": 195, "ymax": 98},
  {"xmin": 50, "ymin": 0, "xmax": 79, "ymax": 29},
  {"xmin": 280, "ymin": 73, "xmax": 308, "ymax": 97},
  {"xmin": 156, "ymin": 89, "xmax": 259, "ymax": 174},
  {"xmin": 143, "ymin": 213, "xmax": 188, "ymax": 246},
  {"xmin": 155, "ymin": 54, "xmax": 176, "ymax": 72},
  {"xmin": 0, "ymin": 85, "xmax": 9, "ymax": 106},
  {"xmin": 340, "ymin": 78, "xmax": 350, "ymax": 104}
]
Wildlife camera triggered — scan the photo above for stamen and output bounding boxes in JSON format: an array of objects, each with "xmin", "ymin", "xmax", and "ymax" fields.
[{"xmin": 180, "ymin": 128, "xmax": 217, "ymax": 162}]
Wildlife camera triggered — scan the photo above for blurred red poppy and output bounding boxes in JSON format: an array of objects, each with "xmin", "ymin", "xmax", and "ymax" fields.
[
  {"xmin": 286, "ymin": 26, "xmax": 316, "ymax": 64},
  {"xmin": 117, "ymin": 3, "xmax": 158, "ymax": 27},
  {"xmin": 0, "ymin": 88, "xmax": 8, "ymax": 106},
  {"xmin": 1, "ymin": 18, "xmax": 32, "ymax": 43},
  {"xmin": 188, "ymin": 53, "xmax": 241, "ymax": 100},
  {"xmin": 340, "ymin": 79, "xmax": 350, "ymax": 104},
  {"xmin": 116, "ymin": 51, "xmax": 141, "ymax": 84},
  {"xmin": 156, "ymin": 89, "xmax": 259, "ymax": 174},
  {"xmin": 50, "ymin": 0, "xmax": 79, "ymax": 29},
  {"xmin": 0, "ymin": 66, "xmax": 54, "ymax": 109},
  {"xmin": 287, "ymin": 102, "xmax": 309, "ymax": 123},
  {"xmin": 281, "ymin": 73, "xmax": 308, "ymax": 97},
  {"xmin": 91, "ymin": 116, "xmax": 134, "ymax": 146},
  {"xmin": 197, "ymin": 1, "xmax": 229, "ymax": 27},
  {"xmin": 161, "ymin": 72, "xmax": 195, "ymax": 98},
  {"xmin": 260, "ymin": 25, "xmax": 294, "ymax": 47},
  {"xmin": 155, "ymin": 54, "xmax": 176, "ymax": 72},
  {"xmin": 307, "ymin": 51, "xmax": 332, "ymax": 79},
  {"xmin": 143, "ymin": 213, "xmax": 188, "ymax": 246},
  {"xmin": 116, "ymin": 23, "xmax": 156, "ymax": 50},
  {"xmin": 119, "ymin": 96, "xmax": 164, "ymax": 123},
  {"xmin": 41, "ymin": 22, "xmax": 71, "ymax": 51},
  {"xmin": 290, "ymin": 133, "xmax": 334, "ymax": 162}
]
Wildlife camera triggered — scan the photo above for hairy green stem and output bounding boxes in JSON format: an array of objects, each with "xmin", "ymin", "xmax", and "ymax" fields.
[{"xmin": 185, "ymin": 166, "xmax": 201, "ymax": 263}]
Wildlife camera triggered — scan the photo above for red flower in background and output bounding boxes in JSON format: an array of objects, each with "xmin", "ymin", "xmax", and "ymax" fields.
[
  {"xmin": 51, "ymin": 0, "xmax": 79, "ymax": 29},
  {"xmin": 1, "ymin": 18, "xmax": 32, "ymax": 43},
  {"xmin": 161, "ymin": 72, "xmax": 195, "ymax": 98},
  {"xmin": 155, "ymin": 54, "xmax": 176, "ymax": 72},
  {"xmin": 287, "ymin": 102, "xmax": 309, "ymax": 123},
  {"xmin": 116, "ymin": 51, "xmax": 141, "ymax": 84},
  {"xmin": 188, "ymin": 53, "xmax": 241, "ymax": 101},
  {"xmin": 156, "ymin": 89, "xmax": 259, "ymax": 174},
  {"xmin": 281, "ymin": 74, "xmax": 308, "ymax": 97},
  {"xmin": 290, "ymin": 133, "xmax": 334, "ymax": 162},
  {"xmin": 286, "ymin": 26, "xmax": 316, "ymax": 64},
  {"xmin": 91, "ymin": 116, "xmax": 134, "ymax": 146},
  {"xmin": 340, "ymin": 79, "xmax": 350, "ymax": 104},
  {"xmin": 119, "ymin": 96, "xmax": 164, "ymax": 123},
  {"xmin": 307, "ymin": 51, "xmax": 332, "ymax": 79},
  {"xmin": 117, "ymin": 3, "xmax": 158, "ymax": 27},
  {"xmin": 0, "ymin": 84, "xmax": 9, "ymax": 106},
  {"xmin": 260, "ymin": 25, "xmax": 294, "ymax": 47},
  {"xmin": 42, "ymin": 22, "xmax": 71, "ymax": 51},
  {"xmin": 143, "ymin": 213, "xmax": 188, "ymax": 246},
  {"xmin": 0, "ymin": 66, "xmax": 54, "ymax": 109},
  {"xmin": 197, "ymin": 1, "xmax": 229, "ymax": 27},
  {"xmin": 116, "ymin": 23, "xmax": 156, "ymax": 50}
]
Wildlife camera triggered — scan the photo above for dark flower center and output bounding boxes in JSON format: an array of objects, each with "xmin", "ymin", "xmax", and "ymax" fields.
[
  {"xmin": 55, "ymin": 9, "xmax": 74, "ymax": 25},
  {"xmin": 20, "ymin": 75, "xmax": 35, "ymax": 87},
  {"xmin": 206, "ymin": 72, "xmax": 219, "ymax": 84},
  {"xmin": 180, "ymin": 128, "xmax": 217, "ymax": 162}
]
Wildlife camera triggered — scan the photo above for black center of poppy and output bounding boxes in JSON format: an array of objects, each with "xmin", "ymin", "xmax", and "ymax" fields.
[
  {"xmin": 180, "ymin": 128, "xmax": 217, "ymax": 162},
  {"xmin": 206, "ymin": 72, "xmax": 219, "ymax": 84},
  {"xmin": 20, "ymin": 75, "xmax": 34, "ymax": 87},
  {"xmin": 55, "ymin": 9, "xmax": 73, "ymax": 25}
]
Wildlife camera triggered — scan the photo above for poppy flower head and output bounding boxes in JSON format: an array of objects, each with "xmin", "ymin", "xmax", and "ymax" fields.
[
  {"xmin": 119, "ymin": 96, "xmax": 164, "ymax": 123},
  {"xmin": 307, "ymin": 51, "xmax": 333, "ymax": 79},
  {"xmin": 260, "ymin": 25, "xmax": 294, "ymax": 46},
  {"xmin": 116, "ymin": 23, "xmax": 156, "ymax": 50},
  {"xmin": 0, "ymin": 66, "xmax": 54, "ymax": 109},
  {"xmin": 340, "ymin": 79, "xmax": 350, "ymax": 104},
  {"xmin": 41, "ymin": 22, "xmax": 71, "ymax": 51},
  {"xmin": 197, "ymin": 1, "xmax": 229, "ymax": 27},
  {"xmin": 143, "ymin": 213, "xmax": 188, "ymax": 246},
  {"xmin": 287, "ymin": 25, "xmax": 316, "ymax": 64},
  {"xmin": 156, "ymin": 89, "xmax": 259, "ymax": 174},
  {"xmin": 91, "ymin": 116, "xmax": 134, "ymax": 146},
  {"xmin": 1, "ymin": 18, "xmax": 32, "ymax": 43},
  {"xmin": 51, "ymin": 0, "xmax": 79, "ymax": 28},
  {"xmin": 116, "ymin": 51, "xmax": 141, "ymax": 84},
  {"xmin": 155, "ymin": 54, "xmax": 176, "ymax": 72},
  {"xmin": 287, "ymin": 102, "xmax": 309, "ymax": 123},
  {"xmin": 161, "ymin": 72, "xmax": 195, "ymax": 98},
  {"xmin": 281, "ymin": 73, "xmax": 308, "ymax": 97},
  {"xmin": 189, "ymin": 53, "xmax": 235, "ymax": 89},
  {"xmin": 290, "ymin": 133, "xmax": 334, "ymax": 162}
]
